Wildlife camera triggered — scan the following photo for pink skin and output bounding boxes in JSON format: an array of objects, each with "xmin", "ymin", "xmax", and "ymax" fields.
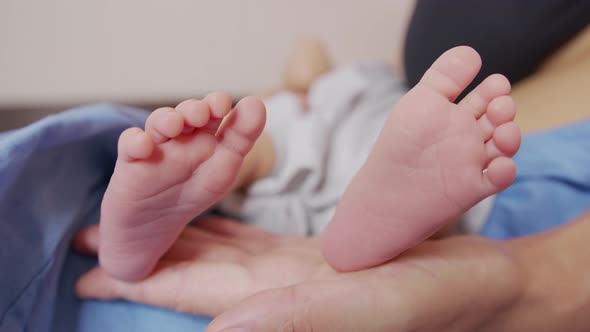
[
  {"xmin": 321, "ymin": 46, "xmax": 521, "ymax": 272},
  {"xmin": 99, "ymin": 93, "xmax": 266, "ymax": 281}
]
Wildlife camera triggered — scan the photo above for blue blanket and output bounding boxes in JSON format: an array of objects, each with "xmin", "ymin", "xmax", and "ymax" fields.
[
  {"xmin": 481, "ymin": 121, "xmax": 590, "ymax": 238},
  {"xmin": 0, "ymin": 105, "xmax": 211, "ymax": 331},
  {"xmin": 0, "ymin": 104, "xmax": 589, "ymax": 331}
]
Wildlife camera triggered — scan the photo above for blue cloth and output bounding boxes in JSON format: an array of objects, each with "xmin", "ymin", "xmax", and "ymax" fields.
[
  {"xmin": 0, "ymin": 104, "xmax": 589, "ymax": 331},
  {"xmin": 481, "ymin": 120, "xmax": 590, "ymax": 239},
  {"xmin": 0, "ymin": 104, "xmax": 211, "ymax": 331}
]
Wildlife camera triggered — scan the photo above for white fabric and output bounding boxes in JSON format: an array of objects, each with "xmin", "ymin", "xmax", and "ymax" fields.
[
  {"xmin": 460, "ymin": 196, "xmax": 495, "ymax": 234},
  {"xmin": 222, "ymin": 64, "xmax": 405, "ymax": 234}
]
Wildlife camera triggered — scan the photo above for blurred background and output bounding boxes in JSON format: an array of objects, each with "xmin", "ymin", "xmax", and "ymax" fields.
[{"xmin": 0, "ymin": 0, "xmax": 413, "ymax": 128}]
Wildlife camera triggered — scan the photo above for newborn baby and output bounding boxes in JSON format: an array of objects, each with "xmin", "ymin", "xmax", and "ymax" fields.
[{"xmin": 98, "ymin": 46, "xmax": 521, "ymax": 281}]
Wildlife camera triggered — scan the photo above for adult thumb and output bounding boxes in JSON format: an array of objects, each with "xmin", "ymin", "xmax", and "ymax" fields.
[{"xmin": 206, "ymin": 276, "xmax": 398, "ymax": 332}]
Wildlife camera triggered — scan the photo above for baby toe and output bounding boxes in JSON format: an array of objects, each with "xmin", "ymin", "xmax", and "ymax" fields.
[
  {"xmin": 482, "ymin": 156, "xmax": 516, "ymax": 195},
  {"xmin": 176, "ymin": 99, "xmax": 211, "ymax": 128},
  {"xmin": 145, "ymin": 107, "xmax": 185, "ymax": 143},
  {"xmin": 477, "ymin": 95, "xmax": 516, "ymax": 142},
  {"xmin": 485, "ymin": 122, "xmax": 521, "ymax": 161},
  {"xmin": 459, "ymin": 74, "xmax": 511, "ymax": 119},
  {"xmin": 118, "ymin": 127, "xmax": 154, "ymax": 161}
]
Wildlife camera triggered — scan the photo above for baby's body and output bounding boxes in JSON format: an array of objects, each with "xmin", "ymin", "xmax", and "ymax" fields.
[
  {"xmin": 221, "ymin": 62, "xmax": 405, "ymax": 235},
  {"xmin": 98, "ymin": 46, "xmax": 521, "ymax": 280}
]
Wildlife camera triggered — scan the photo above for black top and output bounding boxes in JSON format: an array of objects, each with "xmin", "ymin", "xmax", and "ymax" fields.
[{"xmin": 403, "ymin": 0, "xmax": 590, "ymax": 99}]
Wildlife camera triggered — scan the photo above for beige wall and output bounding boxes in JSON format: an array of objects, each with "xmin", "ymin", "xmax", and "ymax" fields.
[{"xmin": 0, "ymin": 0, "xmax": 413, "ymax": 108}]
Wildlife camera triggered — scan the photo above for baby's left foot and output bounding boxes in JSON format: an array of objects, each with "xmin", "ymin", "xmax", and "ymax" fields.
[
  {"xmin": 321, "ymin": 46, "xmax": 521, "ymax": 271},
  {"xmin": 99, "ymin": 94, "xmax": 266, "ymax": 281}
]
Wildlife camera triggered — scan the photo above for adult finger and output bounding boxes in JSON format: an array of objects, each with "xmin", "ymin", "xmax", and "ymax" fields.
[
  {"xmin": 162, "ymin": 235, "xmax": 246, "ymax": 263},
  {"xmin": 196, "ymin": 217, "xmax": 277, "ymax": 242},
  {"xmin": 181, "ymin": 223, "xmax": 269, "ymax": 254},
  {"xmin": 205, "ymin": 269, "xmax": 412, "ymax": 332},
  {"xmin": 76, "ymin": 259, "xmax": 255, "ymax": 317},
  {"xmin": 72, "ymin": 225, "xmax": 99, "ymax": 254}
]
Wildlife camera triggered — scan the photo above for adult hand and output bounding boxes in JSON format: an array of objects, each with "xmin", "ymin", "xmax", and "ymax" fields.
[
  {"xmin": 74, "ymin": 217, "xmax": 330, "ymax": 317},
  {"xmin": 74, "ymin": 217, "xmax": 526, "ymax": 332}
]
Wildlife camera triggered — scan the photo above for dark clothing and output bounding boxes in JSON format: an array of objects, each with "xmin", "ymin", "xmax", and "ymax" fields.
[{"xmin": 403, "ymin": 0, "xmax": 590, "ymax": 98}]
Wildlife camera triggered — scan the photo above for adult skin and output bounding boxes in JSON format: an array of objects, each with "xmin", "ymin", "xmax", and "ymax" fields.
[{"xmin": 74, "ymin": 211, "xmax": 590, "ymax": 332}]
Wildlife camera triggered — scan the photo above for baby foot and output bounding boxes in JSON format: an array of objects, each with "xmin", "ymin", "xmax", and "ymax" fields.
[
  {"xmin": 99, "ymin": 93, "xmax": 266, "ymax": 281},
  {"xmin": 321, "ymin": 46, "xmax": 521, "ymax": 271}
]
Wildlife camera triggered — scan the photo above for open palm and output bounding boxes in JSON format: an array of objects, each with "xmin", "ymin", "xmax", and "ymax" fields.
[
  {"xmin": 75, "ymin": 218, "xmax": 331, "ymax": 316},
  {"xmin": 75, "ymin": 217, "xmax": 524, "ymax": 332}
]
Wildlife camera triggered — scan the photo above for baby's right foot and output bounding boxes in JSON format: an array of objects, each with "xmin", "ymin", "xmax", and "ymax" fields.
[
  {"xmin": 321, "ymin": 46, "xmax": 521, "ymax": 271},
  {"xmin": 99, "ymin": 94, "xmax": 266, "ymax": 281}
]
